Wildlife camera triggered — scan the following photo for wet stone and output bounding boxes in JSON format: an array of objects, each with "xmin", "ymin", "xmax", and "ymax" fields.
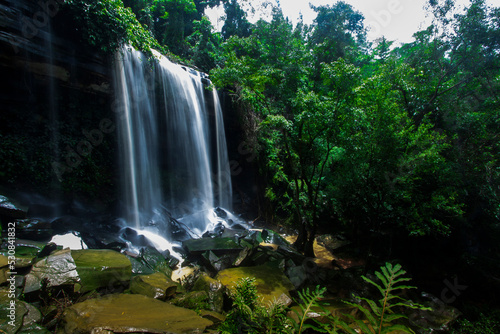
[
  {"xmin": 183, "ymin": 237, "xmax": 242, "ymax": 255},
  {"xmin": 72, "ymin": 249, "xmax": 132, "ymax": 293},
  {"xmin": 59, "ymin": 293, "xmax": 213, "ymax": 334},
  {"xmin": 24, "ymin": 249, "xmax": 79, "ymax": 294},
  {"xmin": 130, "ymin": 272, "xmax": 178, "ymax": 300}
]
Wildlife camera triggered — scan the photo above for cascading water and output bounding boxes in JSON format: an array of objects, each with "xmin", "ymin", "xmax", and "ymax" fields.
[{"xmin": 114, "ymin": 46, "xmax": 233, "ymax": 244}]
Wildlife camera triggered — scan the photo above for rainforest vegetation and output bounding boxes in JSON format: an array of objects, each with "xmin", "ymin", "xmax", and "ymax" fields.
[{"xmin": 63, "ymin": 0, "xmax": 500, "ymax": 255}]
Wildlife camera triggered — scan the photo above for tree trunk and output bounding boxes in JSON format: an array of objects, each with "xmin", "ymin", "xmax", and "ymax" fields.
[{"xmin": 293, "ymin": 220, "xmax": 316, "ymax": 258}]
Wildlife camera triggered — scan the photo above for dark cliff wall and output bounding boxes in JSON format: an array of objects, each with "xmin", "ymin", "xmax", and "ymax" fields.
[{"xmin": 0, "ymin": 0, "xmax": 118, "ymax": 211}]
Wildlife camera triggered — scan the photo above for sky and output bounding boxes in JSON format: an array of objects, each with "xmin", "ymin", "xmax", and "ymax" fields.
[{"xmin": 206, "ymin": 0, "xmax": 500, "ymax": 45}]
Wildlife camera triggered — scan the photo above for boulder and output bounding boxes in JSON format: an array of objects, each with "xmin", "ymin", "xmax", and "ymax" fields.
[
  {"xmin": 0, "ymin": 195, "xmax": 27, "ymax": 219},
  {"xmin": 408, "ymin": 292, "xmax": 462, "ymax": 332},
  {"xmin": 130, "ymin": 272, "xmax": 178, "ymax": 300},
  {"xmin": 171, "ymin": 290, "xmax": 211, "ymax": 311},
  {"xmin": 127, "ymin": 255, "xmax": 155, "ymax": 275},
  {"xmin": 15, "ymin": 218, "xmax": 53, "ymax": 241},
  {"xmin": 0, "ymin": 289, "xmax": 48, "ymax": 333},
  {"xmin": 24, "ymin": 249, "xmax": 79, "ymax": 293},
  {"xmin": 183, "ymin": 237, "xmax": 242, "ymax": 255},
  {"xmin": 216, "ymin": 263, "xmax": 295, "ymax": 306},
  {"xmin": 139, "ymin": 246, "xmax": 173, "ymax": 277},
  {"xmin": 3, "ymin": 241, "xmax": 44, "ymax": 269},
  {"xmin": 71, "ymin": 249, "xmax": 132, "ymax": 293},
  {"xmin": 192, "ymin": 273, "xmax": 224, "ymax": 313},
  {"xmin": 59, "ymin": 294, "xmax": 212, "ymax": 334},
  {"xmin": 0, "ymin": 289, "xmax": 27, "ymax": 333}
]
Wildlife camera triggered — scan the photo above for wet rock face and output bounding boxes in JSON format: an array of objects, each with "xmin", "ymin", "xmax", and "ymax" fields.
[{"xmin": 59, "ymin": 294, "xmax": 213, "ymax": 334}]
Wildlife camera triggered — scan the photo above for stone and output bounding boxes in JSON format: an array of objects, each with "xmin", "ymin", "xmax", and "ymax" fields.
[
  {"xmin": 17, "ymin": 323, "xmax": 51, "ymax": 334},
  {"xmin": 24, "ymin": 249, "xmax": 79, "ymax": 294},
  {"xmin": 233, "ymin": 246, "xmax": 253, "ymax": 267},
  {"xmin": 0, "ymin": 290, "xmax": 27, "ymax": 332},
  {"xmin": 0, "ymin": 195, "xmax": 27, "ymax": 219},
  {"xmin": 130, "ymin": 272, "xmax": 178, "ymax": 300},
  {"xmin": 214, "ymin": 207, "xmax": 228, "ymax": 218},
  {"xmin": 183, "ymin": 237, "xmax": 242, "ymax": 255},
  {"xmin": 15, "ymin": 218, "xmax": 53, "ymax": 241},
  {"xmin": 171, "ymin": 290, "xmax": 210, "ymax": 310},
  {"xmin": 2, "ymin": 244, "xmax": 41, "ymax": 269},
  {"xmin": 59, "ymin": 294, "xmax": 212, "ymax": 334},
  {"xmin": 22, "ymin": 301, "xmax": 42, "ymax": 328},
  {"xmin": 192, "ymin": 273, "xmax": 224, "ymax": 313},
  {"xmin": 287, "ymin": 265, "xmax": 308, "ymax": 289},
  {"xmin": 316, "ymin": 234, "xmax": 350, "ymax": 252},
  {"xmin": 201, "ymin": 250, "xmax": 235, "ymax": 272},
  {"xmin": 408, "ymin": 292, "xmax": 462, "ymax": 332},
  {"xmin": 127, "ymin": 255, "xmax": 155, "ymax": 275},
  {"xmin": 72, "ymin": 249, "xmax": 132, "ymax": 293},
  {"xmin": 198, "ymin": 309, "xmax": 225, "ymax": 327},
  {"xmin": 216, "ymin": 263, "xmax": 295, "ymax": 306},
  {"xmin": 139, "ymin": 246, "xmax": 173, "ymax": 277}
]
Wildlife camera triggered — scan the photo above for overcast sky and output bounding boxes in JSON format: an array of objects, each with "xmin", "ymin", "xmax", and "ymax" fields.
[{"xmin": 206, "ymin": 0, "xmax": 499, "ymax": 44}]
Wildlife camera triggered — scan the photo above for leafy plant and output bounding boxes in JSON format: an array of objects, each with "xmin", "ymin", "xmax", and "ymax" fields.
[
  {"xmin": 331, "ymin": 262, "xmax": 430, "ymax": 334},
  {"xmin": 219, "ymin": 277, "xmax": 291, "ymax": 334},
  {"xmin": 291, "ymin": 285, "xmax": 328, "ymax": 334}
]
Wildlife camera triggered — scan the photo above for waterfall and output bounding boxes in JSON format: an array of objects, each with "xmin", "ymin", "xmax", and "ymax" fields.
[{"xmin": 113, "ymin": 47, "xmax": 232, "ymax": 238}]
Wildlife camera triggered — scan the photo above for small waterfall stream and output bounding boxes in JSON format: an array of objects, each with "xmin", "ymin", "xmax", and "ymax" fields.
[{"xmin": 113, "ymin": 47, "xmax": 233, "ymax": 242}]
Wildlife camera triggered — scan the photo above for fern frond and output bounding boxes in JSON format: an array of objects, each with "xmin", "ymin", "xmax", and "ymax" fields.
[
  {"xmin": 344, "ymin": 300, "xmax": 378, "ymax": 329},
  {"xmin": 294, "ymin": 285, "xmax": 327, "ymax": 334},
  {"xmin": 361, "ymin": 276, "xmax": 385, "ymax": 295}
]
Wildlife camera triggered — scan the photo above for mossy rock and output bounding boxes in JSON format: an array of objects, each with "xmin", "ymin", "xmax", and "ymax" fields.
[
  {"xmin": 216, "ymin": 263, "xmax": 295, "ymax": 306},
  {"xmin": 59, "ymin": 293, "xmax": 212, "ymax": 333},
  {"xmin": 72, "ymin": 249, "xmax": 132, "ymax": 293},
  {"xmin": 192, "ymin": 273, "xmax": 224, "ymax": 313},
  {"xmin": 171, "ymin": 290, "xmax": 210, "ymax": 311},
  {"xmin": 130, "ymin": 272, "xmax": 178, "ymax": 300},
  {"xmin": 183, "ymin": 237, "xmax": 242, "ymax": 255}
]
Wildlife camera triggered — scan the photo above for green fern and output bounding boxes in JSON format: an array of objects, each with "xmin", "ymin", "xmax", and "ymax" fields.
[
  {"xmin": 291, "ymin": 285, "xmax": 328, "ymax": 334},
  {"xmin": 333, "ymin": 262, "xmax": 431, "ymax": 334},
  {"xmin": 219, "ymin": 277, "xmax": 291, "ymax": 334}
]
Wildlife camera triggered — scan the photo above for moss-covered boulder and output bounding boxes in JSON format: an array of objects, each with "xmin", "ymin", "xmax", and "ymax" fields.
[
  {"xmin": 183, "ymin": 237, "xmax": 242, "ymax": 255},
  {"xmin": 130, "ymin": 272, "xmax": 178, "ymax": 300},
  {"xmin": 170, "ymin": 290, "xmax": 211, "ymax": 311},
  {"xmin": 72, "ymin": 249, "xmax": 132, "ymax": 293},
  {"xmin": 216, "ymin": 264, "xmax": 295, "ymax": 306},
  {"xmin": 0, "ymin": 255, "xmax": 9, "ymax": 285},
  {"xmin": 59, "ymin": 293, "xmax": 212, "ymax": 333},
  {"xmin": 192, "ymin": 272, "xmax": 224, "ymax": 313}
]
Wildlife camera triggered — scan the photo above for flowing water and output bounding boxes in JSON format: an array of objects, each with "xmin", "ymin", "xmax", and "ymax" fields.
[{"xmin": 113, "ymin": 47, "xmax": 233, "ymax": 242}]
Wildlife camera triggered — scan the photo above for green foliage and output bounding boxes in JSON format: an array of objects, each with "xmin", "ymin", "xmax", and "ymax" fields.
[
  {"xmin": 64, "ymin": 0, "xmax": 160, "ymax": 55},
  {"xmin": 331, "ymin": 263, "xmax": 430, "ymax": 334},
  {"xmin": 291, "ymin": 285, "xmax": 328, "ymax": 334},
  {"xmin": 451, "ymin": 312, "xmax": 500, "ymax": 334},
  {"xmin": 219, "ymin": 277, "xmax": 291, "ymax": 334}
]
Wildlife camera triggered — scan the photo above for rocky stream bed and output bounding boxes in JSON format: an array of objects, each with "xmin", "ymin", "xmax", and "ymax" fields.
[{"xmin": 0, "ymin": 194, "xmax": 460, "ymax": 333}]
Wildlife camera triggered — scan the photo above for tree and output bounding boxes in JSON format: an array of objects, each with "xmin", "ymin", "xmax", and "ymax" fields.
[{"xmin": 221, "ymin": 0, "xmax": 252, "ymax": 40}]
